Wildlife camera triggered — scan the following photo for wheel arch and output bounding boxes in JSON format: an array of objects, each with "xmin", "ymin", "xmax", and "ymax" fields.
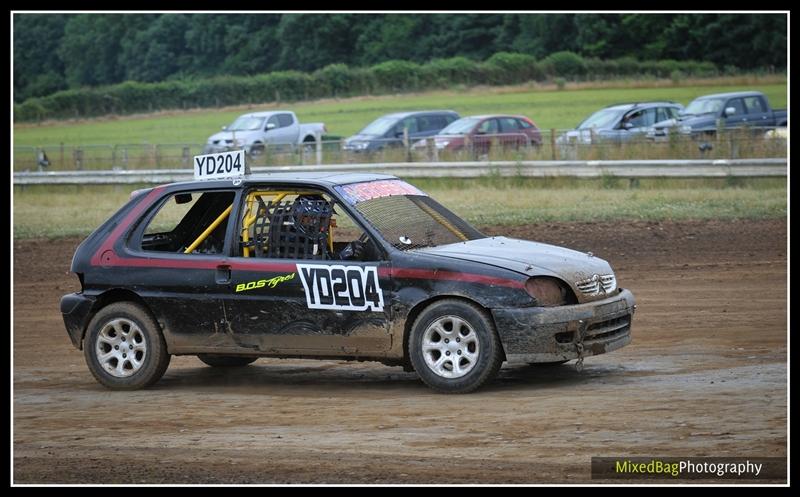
[
  {"xmin": 81, "ymin": 289, "xmax": 157, "ymax": 349},
  {"xmin": 402, "ymin": 295, "xmax": 506, "ymax": 368}
]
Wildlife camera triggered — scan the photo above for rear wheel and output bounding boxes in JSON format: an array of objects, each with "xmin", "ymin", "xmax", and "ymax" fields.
[
  {"xmin": 83, "ymin": 302, "xmax": 171, "ymax": 390},
  {"xmin": 197, "ymin": 354, "xmax": 258, "ymax": 367},
  {"xmin": 409, "ymin": 299, "xmax": 503, "ymax": 394}
]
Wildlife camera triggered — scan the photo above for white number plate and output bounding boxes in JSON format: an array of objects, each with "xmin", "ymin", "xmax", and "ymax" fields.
[{"xmin": 193, "ymin": 150, "xmax": 246, "ymax": 180}]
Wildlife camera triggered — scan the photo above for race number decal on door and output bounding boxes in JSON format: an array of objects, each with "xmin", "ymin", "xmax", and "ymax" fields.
[{"xmin": 297, "ymin": 264, "xmax": 384, "ymax": 312}]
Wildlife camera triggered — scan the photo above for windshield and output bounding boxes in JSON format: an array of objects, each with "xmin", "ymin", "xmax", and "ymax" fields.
[
  {"xmin": 577, "ymin": 108, "xmax": 624, "ymax": 130},
  {"xmin": 334, "ymin": 180, "xmax": 485, "ymax": 251},
  {"xmin": 683, "ymin": 98, "xmax": 725, "ymax": 115},
  {"xmin": 227, "ymin": 116, "xmax": 265, "ymax": 131},
  {"xmin": 439, "ymin": 117, "xmax": 481, "ymax": 135},
  {"xmin": 358, "ymin": 117, "xmax": 399, "ymax": 136}
]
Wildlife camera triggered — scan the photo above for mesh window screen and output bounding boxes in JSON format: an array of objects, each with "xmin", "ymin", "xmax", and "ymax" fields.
[{"xmin": 250, "ymin": 198, "xmax": 332, "ymax": 260}]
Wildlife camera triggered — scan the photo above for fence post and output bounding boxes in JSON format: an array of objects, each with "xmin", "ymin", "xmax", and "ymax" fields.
[
  {"xmin": 60, "ymin": 142, "xmax": 65, "ymax": 170},
  {"xmin": 316, "ymin": 133, "xmax": 323, "ymax": 165},
  {"xmin": 122, "ymin": 148, "xmax": 129, "ymax": 169},
  {"xmin": 550, "ymin": 128, "xmax": 558, "ymax": 160},
  {"xmin": 182, "ymin": 146, "xmax": 191, "ymax": 165},
  {"xmin": 155, "ymin": 144, "xmax": 161, "ymax": 168},
  {"xmin": 427, "ymin": 137, "xmax": 438, "ymax": 162},
  {"xmin": 74, "ymin": 148, "xmax": 83, "ymax": 170},
  {"xmin": 403, "ymin": 128, "xmax": 411, "ymax": 162},
  {"xmin": 111, "ymin": 145, "xmax": 117, "ymax": 169}
]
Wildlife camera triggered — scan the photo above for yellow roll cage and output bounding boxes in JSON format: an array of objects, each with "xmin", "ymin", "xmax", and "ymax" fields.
[{"xmin": 183, "ymin": 189, "xmax": 335, "ymax": 257}]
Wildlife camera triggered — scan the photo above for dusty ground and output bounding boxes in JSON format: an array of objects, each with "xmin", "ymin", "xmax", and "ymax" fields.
[{"xmin": 13, "ymin": 219, "xmax": 787, "ymax": 484}]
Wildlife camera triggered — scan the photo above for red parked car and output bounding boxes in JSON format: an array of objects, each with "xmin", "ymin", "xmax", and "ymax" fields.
[{"xmin": 412, "ymin": 114, "xmax": 542, "ymax": 154}]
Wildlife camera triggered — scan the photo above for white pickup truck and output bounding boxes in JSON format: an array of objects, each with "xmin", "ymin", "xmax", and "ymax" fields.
[{"xmin": 203, "ymin": 110, "xmax": 327, "ymax": 156}]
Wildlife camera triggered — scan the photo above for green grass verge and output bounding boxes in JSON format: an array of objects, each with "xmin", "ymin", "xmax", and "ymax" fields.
[
  {"xmin": 13, "ymin": 177, "xmax": 786, "ymax": 239},
  {"xmin": 13, "ymin": 78, "xmax": 787, "ymax": 148}
]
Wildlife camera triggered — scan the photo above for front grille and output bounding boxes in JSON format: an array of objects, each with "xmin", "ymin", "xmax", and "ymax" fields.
[
  {"xmin": 576, "ymin": 274, "xmax": 616, "ymax": 296},
  {"xmin": 555, "ymin": 313, "xmax": 631, "ymax": 344}
]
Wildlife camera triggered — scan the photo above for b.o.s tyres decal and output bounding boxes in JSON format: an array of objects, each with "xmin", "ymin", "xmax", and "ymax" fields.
[
  {"xmin": 235, "ymin": 273, "xmax": 296, "ymax": 292},
  {"xmin": 297, "ymin": 264, "xmax": 384, "ymax": 312}
]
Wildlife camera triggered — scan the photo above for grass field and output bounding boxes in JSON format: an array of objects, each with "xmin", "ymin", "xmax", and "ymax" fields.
[
  {"xmin": 13, "ymin": 76, "xmax": 787, "ymax": 148},
  {"xmin": 13, "ymin": 177, "xmax": 787, "ymax": 239}
]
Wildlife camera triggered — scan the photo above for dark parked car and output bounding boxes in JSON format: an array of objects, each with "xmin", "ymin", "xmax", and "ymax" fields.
[
  {"xmin": 648, "ymin": 91, "xmax": 788, "ymax": 138},
  {"xmin": 61, "ymin": 172, "xmax": 634, "ymax": 393},
  {"xmin": 557, "ymin": 101, "xmax": 684, "ymax": 146},
  {"xmin": 412, "ymin": 114, "xmax": 542, "ymax": 154},
  {"xmin": 343, "ymin": 111, "xmax": 460, "ymax": 152}
]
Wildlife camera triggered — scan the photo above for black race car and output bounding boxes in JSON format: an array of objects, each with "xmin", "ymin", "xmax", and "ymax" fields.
[{"xmin": 61, "ymin": 173, "xmax": 635, "ymax": 393}]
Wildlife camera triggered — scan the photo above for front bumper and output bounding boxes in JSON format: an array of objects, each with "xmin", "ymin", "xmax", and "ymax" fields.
[
  {"xmin": 492, "ymin": 288, "xmax": 635, "ymax": 363},
  {"xmin": 60, "ymin": 292, "xmax": 96, "ymax": 349}
]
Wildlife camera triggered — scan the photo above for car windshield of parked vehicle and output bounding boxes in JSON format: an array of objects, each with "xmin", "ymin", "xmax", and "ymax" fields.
[
  {"xmin": 227, "ymin": 116, "xmax": 266, "ymax": 131},
  {"xmin": 438, "ymin": 117, "xmax": 481, "ymax": 135},
  {"xmin": 358, "ymin": 117, "xmax": 399, "ymax": 136},
  {"xmin": 682, "ymin": 98, "xmax": 725, "ymax": 116},
  {"xmin": 577, "ymin": 109, "xmax": 624, "ymax": 130},
  {"xmin": 335, "ymin": 179, "xmax": 485, "ymax": 251}
]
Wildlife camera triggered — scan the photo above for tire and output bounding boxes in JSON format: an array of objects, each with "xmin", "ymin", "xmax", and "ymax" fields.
[
  {"xmin": 83, "ymin": 302, "xmax": 171, "ymax": 390},
  {"xmin": 409, "ymin": 299, "xmax": 503, "ymax": 394},
  {"xmin": 302, "ymin": 137, "xmax": 317, "ymax": 154},
  {"xmin": 248, "ymin": 143, "xmax": 265, "ymax": 157},
  {"xmin": 197, "ymin": 354, "xmax": 257, "ymax": 367}
]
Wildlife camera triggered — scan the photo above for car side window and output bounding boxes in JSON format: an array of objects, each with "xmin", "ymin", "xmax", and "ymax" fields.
[
  {"xmin": 743, "ymin": 97, "xmax": 766, "ymax": 114},
  {"xmin": 396, "ymin": 117, "xmax": 419, "ymax": 135},
  {"xmin": 419, "ymin": 115, "xmax": 445, "ymax": 132},
  {"xmin": 139, "ymin": 191, "xmax": 235, "ymax": 255},
  {"xmin": 267, "ymin": 115, "xmax": 280, "ymax": 129},
  {"xmin": 277, "ymin": 113, "xmax": 294, "ymax": 127},
  {"xmin": 624, "ymin": 108, "xmax": 656, "ymax": 128},
  {"xmin": 477, "ymin": 119, "xmax": 499, "ymax": 134},
  {"xmin": 237, "ymin": 188, "xmax": 381, "ymax": 262},
  {"xmin": 517, "ymin": 119, "xmax": 533, "ymax": 129},
  {"xmin": 499, "ymin": 118, "xmax": 520, "ymax": 132},
  {"xmin": 727, "ymin": 98, "xmax": 746, "ymax": 116}
]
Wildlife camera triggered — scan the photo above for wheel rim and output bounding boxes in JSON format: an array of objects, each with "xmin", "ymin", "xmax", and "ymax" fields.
[
  {"xmin": 95, "ymin": 318, "xmax": 147, "ymax": 378},
  {"xmin": 421, "ymin": 315, "xmax": 479, "ymax": 379}
]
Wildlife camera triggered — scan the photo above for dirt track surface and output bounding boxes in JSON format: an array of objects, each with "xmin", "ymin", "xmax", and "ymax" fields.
[{"xmin": 13, "ymin": 219, "xmax": 787, "ymax": 484}]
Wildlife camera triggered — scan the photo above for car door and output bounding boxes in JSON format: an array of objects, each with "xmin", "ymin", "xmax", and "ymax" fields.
[
  {"xmin": 498, "ymin": 117, "xmax": 525, "ymax": 148},
  {"xmin": 742, "ymin": 96, "xmax": 772, "ymax": 128},
  {"xmin": 723, "ymin": 98, "xmax": 748, "ymax": 128},
  {"xmin": 472, "ymin": 118, "xmax": 499, "ymax": 153},
  {"xmin": 125, "ymin": 188, "xmax": 238, "ymax": 347},
  {"xmin": 223, "ymin": 186, "xmax": 394, "ymax": 355},
  {"xmin": 264, "ymin": 113, "xmax": 298, "ymax": 147},
  {"xmin": 620, "ymin": 108, "xmax": 656, "ymax": 142}
]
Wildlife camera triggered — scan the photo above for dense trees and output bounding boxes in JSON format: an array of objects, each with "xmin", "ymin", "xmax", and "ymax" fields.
[{"xmin": 13, "ymin": 13, "xmax": 786, "ymax": 103}]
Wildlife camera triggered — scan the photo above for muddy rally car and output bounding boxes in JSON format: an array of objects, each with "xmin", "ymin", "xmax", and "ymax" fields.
[{"xmin": 61, "ymin": 168, "xmax": 635, "ymax": 393}]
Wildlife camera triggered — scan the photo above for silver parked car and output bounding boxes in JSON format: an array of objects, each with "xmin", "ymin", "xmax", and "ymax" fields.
[
  {"xmin": 204, "ymin": 110, "xmax": 326, "ymax": 156},
  {"xmin": 557, "ymin": 101, "xmax": 684, "ymax": 146}
]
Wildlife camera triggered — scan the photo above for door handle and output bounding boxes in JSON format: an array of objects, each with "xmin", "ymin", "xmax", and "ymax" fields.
[{"xmin": 216, "ymin": 264, "xmax": 231, "ymax": 284}]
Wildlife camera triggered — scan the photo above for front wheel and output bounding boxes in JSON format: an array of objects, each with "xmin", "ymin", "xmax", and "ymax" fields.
[
  {"xmin": 409, "ymin": 299, "xmax": 503, "ymax": 394},
  {"xmin": 83, "ymin": 302, "xmax": 171, "ymax": 390},
  {"xmin": 197, "ymin": 354, "xmax": 257, "ymax": 367}
]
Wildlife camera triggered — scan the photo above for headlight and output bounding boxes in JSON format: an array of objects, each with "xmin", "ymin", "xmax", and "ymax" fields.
[
  {"xmin": 435, "ymin": 141, "xmax": 450, "ymax": 149},
  {"xmin": 680, "ymin": 125, "xmax": 692, "ymax": 134},
  {"xmin": 525, "ymin": 277, "xmax": 574, "ymax": 307}
]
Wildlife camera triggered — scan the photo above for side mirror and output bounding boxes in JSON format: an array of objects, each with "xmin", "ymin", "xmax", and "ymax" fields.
[
  {"xmin": 175, "ymin": 193, "xmax": 193, "ymax": 205},
  {"xmin": 622, "ymin": 122, "xmax": 634, "ymax": 130},
  {"xmin": 724, "ymin": 107, "xmax": 736, "ymax": 117},
  {"xmin": 266, "ymin": 122, "xmax": 277, "ymax": 131}
]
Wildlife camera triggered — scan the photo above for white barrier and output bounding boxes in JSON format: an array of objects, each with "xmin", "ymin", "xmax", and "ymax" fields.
[{"xmin": 13, "ymin": 159, "xmax": 787, "ymax": 185}]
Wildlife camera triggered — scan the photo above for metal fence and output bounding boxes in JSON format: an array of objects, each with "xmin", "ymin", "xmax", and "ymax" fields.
[
  {"xmin": 13, "ymin": 159, "xmax": 788, "ymax": 185},
  {"xmin": 13, "ymin": 127, "xmax": 787, "ymax": 172}
]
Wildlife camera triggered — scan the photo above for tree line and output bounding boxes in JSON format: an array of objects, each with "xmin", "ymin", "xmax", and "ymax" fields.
[{"xmin": 14, "ymin": 13, "xmax": 787, "ymax": 104}]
